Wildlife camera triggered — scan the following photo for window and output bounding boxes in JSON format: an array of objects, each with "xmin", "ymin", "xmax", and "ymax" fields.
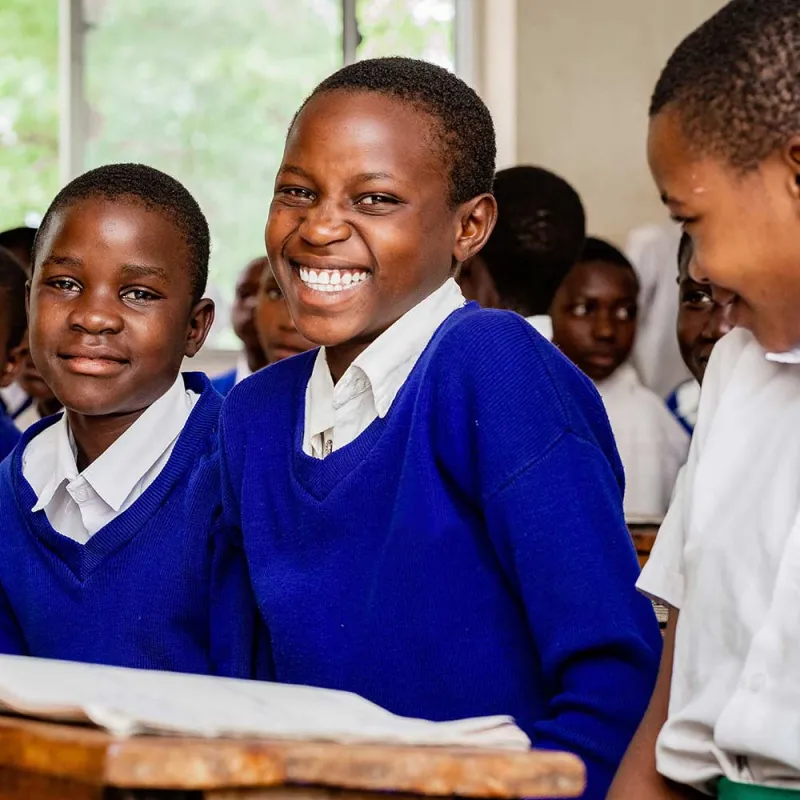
[{"xmin": 3, "ymin": 0, "xmax": 468, "ymax": 346}]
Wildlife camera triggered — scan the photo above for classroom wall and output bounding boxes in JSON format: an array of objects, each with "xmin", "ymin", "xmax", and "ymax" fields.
[{"xmin": 515, "ymin": 0, "xmax": 726, "ymax": 246}]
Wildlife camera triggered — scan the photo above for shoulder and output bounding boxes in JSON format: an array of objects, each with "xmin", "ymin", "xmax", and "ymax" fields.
[{"xmin": 428, "ymin": 307, "xmax": 604, "ymax": 422}]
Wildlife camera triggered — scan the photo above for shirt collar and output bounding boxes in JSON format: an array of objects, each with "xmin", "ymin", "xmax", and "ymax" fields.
[
  {"xmin": 305, "ymin": 278, "xmax": 465, "ymax": 442},
  {"xmin": 765, "ymin": 346, "xmax": 800, "ymax": 365},
  {"xmin": 34, "ymin": 375, "xmax": 193, "ymax": 514}
]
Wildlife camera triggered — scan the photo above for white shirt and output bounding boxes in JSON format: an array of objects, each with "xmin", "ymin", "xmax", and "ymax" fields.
[
  {"xmin": 0, "ymin": 384, "xmax": 29, "ymax": 418},
  {"xmin": 304, "ymin": 279, "xmax": 465, "ymax": 458},
  {"xmin": 234, "ymin": 353, "xmax": 252, "ymax": 385},
  {"xmin": 526, "ymin": 315, "xmax": 553, "ymax": 340},
  {"xmin": 626, "ymin": 224, "xmax": 692, "ymax": 398},
  {"xmin": 639, "ymin": 327, "xmax": 800, "ymax": 792},
  {"xmin": 23, "ymin": 375, "xmax": 199, "ymax": 544},
  {"xmin": 595, "ymin": 362, "xmax": 690, "ymax": 521}
]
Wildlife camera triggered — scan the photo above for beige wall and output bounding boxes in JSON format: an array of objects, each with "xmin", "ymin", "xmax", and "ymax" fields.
[{"xmin": 515, "ymin": 0, "xmax": 725, "ymax": 246}]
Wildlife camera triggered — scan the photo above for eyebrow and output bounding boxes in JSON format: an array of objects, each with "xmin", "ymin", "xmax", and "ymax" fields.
[
  {"xmin": 120, "ymin": 263, "xmax": 170, "ymax": 282},
  {"xmin": 40, "ymin": 255, "xmax": 82, "ymax": 269},
  {"xmin": 278, "ymin": 166, "xmax": 396, "ymax": 183}
]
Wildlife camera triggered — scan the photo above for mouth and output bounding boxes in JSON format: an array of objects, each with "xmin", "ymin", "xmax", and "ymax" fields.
[
  {"xmin": 58, "ymin": 351, "xmax": 129, "ymax": 377},
  {"xmin": 288, "ymin": 258, "xmax": 372, "ymax": 299},
  {"xmin": 585, "ymin": 352, "xmax": 619, "ymax": 368}
]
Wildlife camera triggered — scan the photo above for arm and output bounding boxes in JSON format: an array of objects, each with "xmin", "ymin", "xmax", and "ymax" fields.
[{"xmin": 609, "ymin": 611, "xmax": 703, "ymax": 799}]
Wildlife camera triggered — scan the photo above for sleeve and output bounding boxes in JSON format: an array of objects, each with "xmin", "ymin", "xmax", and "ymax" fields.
[
  {"xmin": 433, "ymin": 313, "xmax": 662, "ymax": 800},
  {"xmin": 0, "ymin": 579, "xmax": 27, "ymax": 655}
]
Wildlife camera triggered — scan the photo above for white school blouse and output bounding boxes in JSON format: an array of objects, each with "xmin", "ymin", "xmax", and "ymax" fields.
[
  {"xmin": 639, "ymin": 327, "xmax": 800, "ymax": 793},
  {"xmin": 594, "ymin": 363, "xmax": 689, "ymax": 520},
  {"xmin": 304, "ymin": 279, "xmax": 465, "ymax": 459},
  {"xmin": 22, "ymin": 375, "xmax": 199, "ymax": 544}
]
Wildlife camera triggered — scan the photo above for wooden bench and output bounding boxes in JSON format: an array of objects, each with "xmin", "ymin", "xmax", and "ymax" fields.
[{"xmin": 0, "ymin": 715, "xmax": 585, "ymax": 799}]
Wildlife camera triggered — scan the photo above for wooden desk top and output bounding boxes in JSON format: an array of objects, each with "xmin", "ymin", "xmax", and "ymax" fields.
[{"xmin": 0, "ymin": 716, "xmax": 585, "ymax": 798}]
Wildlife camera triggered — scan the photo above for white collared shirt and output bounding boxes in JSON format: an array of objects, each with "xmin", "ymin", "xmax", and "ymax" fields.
[
  {"xmin": 303, "ymin": 278, "xmax": 465, "ymax": 458},
  {"xmin": 594, "ymin": 362, "xmax": 689, "ymax": 520},
  {"xmin": 22, "ymin": 375, "xmax": 199, "ymax": 544},
  {"xmin": 639, "ymin": 327, "xmax": 800, "ymax": 792},
  {"xmin": 234, "ymin": 353, "xmax": 252, "ymax": 385}
]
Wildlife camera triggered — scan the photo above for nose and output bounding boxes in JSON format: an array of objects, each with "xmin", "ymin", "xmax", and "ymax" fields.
[
  {"xmin": 298, "ymin": 199, "xmax": 351, "ymax": 247},
  {"xmin": 591, "ymin": 311, "xmax": 616, "ymax": 341},
  {"xmin": 68, "ymin": 290, "xmax": 123, "ymax": 336}
]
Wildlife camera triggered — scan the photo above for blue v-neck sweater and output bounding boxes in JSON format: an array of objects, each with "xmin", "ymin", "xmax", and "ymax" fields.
[
  {"xmin": 0, "ymin": 373, "xmax": 260, "ymax": 678},
  {"xmin": 221, "ymin": 307, "xmax": 662, "ymax": 800}
]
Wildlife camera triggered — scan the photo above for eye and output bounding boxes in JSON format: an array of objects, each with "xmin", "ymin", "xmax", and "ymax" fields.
[
  {"xmin": 266, "ymin": 288, "xmax": 283, "ymax": 301},
  {"xmin": 682, "ymin": 289, "xmax": 714, "ymax": 309},
  {"xmin": 121, "ymin": 287, "xmax": 160, "ymax": 303},
  {"xmin": 615, "ymin": 305, "xmax": 637, "ymax": 321},
  {"xmin": 356, "ymin": 193, "xmax": 400, "ymax": 208},
  {"xmin": 47, "ymin": 277, "xmax": 81, "ymax": 294},
  {"xmin": 571, "ymin": 303, "xmax": 589, "ymax": 317},
  {"xmin": 277, "ymin": 186, "xmax": 315, "ymax": 204}
]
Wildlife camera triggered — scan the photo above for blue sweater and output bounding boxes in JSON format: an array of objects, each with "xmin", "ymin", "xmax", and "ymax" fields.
[
  {"xmin": 0, "ymin": 373, "xmax": 260, "ymax": 678},
  {"xmin": 221, "ymin": 307, "xmax": 661, "ymax": 799},
  {"xmin": 0, "ymin": 408, "xmax": 20, "ymax": 461}
]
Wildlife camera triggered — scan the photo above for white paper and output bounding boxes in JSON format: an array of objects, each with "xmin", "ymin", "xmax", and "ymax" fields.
[{"xmin": 0, "ymin": 655, "xmax": 530, "ymax": 750}]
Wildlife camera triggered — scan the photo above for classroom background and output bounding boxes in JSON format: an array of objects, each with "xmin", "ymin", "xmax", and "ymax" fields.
[{"xmin": 0, "ymin": 0, "xmax": 726, "ymax": 376}]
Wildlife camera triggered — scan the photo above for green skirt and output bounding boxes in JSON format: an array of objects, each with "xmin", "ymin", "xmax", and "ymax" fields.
[{"xmin": 719, "ymin": 778, "xmax": 800, "ymax": 799}]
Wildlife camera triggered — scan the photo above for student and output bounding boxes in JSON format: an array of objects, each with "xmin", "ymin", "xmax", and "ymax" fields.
[
  {"xmin": 212, "ymin": 256, "xmax": 269, "ymax": 396},
  {"xmin": 0, "ymin": 227, "xmax": 36, "ymax": 420},
  {"xmin": 550, "ymin": 237, "xmax": 689, "ymax": 520},
  {"xmin": 0, "ymin": 248, "xmax": 27, "ymax": 458},
  {"xmin": 458, "ymin": 165, "xmax": 586, "ymax": 339},
  {"xmin": 11, "ymin": 333, "xmax": 63, "ymax": 430},
  {"xmin": 666, "ymin": 234, "xmax": 734, "ymax": 436},
  {"xmin": 0, "ymin": 163, "xmax": 257, "ymax": 677},
  {"xmin": 254, "ymin": 262, "xmax": 314, "ymax": 364},
  {"xmin": 221, "ymin": 57, "xmax": 661, "ymax": 800},
  {"xmin": 609, "ymin": 1, "xmax": 800, "ymax": 797}
]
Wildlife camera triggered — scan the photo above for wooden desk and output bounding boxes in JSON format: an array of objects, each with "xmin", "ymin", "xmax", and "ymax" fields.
[
  {"xmin": 629, "ymin": 525, "xmax": 659, "ymax": 569},
  {"xmin": 0, "ymin": 716, "xmax": 585, "ymax": 799}
]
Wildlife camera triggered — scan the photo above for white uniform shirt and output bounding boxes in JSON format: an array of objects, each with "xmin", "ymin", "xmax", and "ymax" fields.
[
  {"xmin": 595, "ymin": 362, "xmax": 689, "ymax": 520},
  {"xmin": 234, "ymin": 353, "xmax": 252, "ymax": 386},
  {"xmin": 23, "ymin": 375, "xmax": 199, "ymax": 544},
  {"xmin": 639, "ymin": 327, "xmax": 800, "ymax": 792},
  {"xmin": 304, "ymin": 278, "xmax": 465, "ymax": 459},
  {"xmin": 626, "ymin": 224, "xmax": 692, "ymax": 398}
]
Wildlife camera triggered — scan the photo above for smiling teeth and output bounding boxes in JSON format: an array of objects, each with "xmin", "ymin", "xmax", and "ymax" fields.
[{"xmin": 298, "ymin": 268, "xmax": 369, "ymax": 292}]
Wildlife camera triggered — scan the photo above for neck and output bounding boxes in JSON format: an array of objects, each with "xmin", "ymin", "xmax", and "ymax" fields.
[
  {"xmin": 67, "ymin": 406, "xmax": 149, "ymax": 472},
  {"xmin": 325, "ymin": 340, "xmax": 374, "ymax": 384}
]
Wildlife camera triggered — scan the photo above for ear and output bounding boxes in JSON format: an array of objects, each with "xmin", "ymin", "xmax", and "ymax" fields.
[
  {"xmin": 0, "ymin": 340, "xmax": 26, "ymax": 389},
  {"xmin": 783, "ymin": 136, "xmax": 800, "ymax": 199},
  {"xmin": 452, "ymin": 193, "xmax": 498, "ymax": 265},
  {"xmin": 184, "ymin": 298, "xmax": 215, "ymax": 358},
  {"xmin": 457, "ymin": 254, "xmax": 502, "ymax": 310}
]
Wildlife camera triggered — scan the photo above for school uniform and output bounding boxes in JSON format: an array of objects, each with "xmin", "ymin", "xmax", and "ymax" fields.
[
  {"xmin": 594, "ymin": 363, "xmax": 690, "ymax": 520},
  {"xmin": 211, "ymin": 354, "xmax": 252, "ymax": 397},
  {"xmin": 639, "ymin": 327, "xmax": 800, "ymax": 796},
  {"xmin": 0, "ymin": 384, "xmax": 31, "ymax": 422},
  {"xmin": 626, "ymin": 224, "xmax": 692, "ymax": 398},
  {"xmin": 0, "ymin": 372, "xmax": 258, "ymax": 678},
  {"xmin": 221, "ymin": 279, "xmax": 662, "ymax": 800},
  {"xmin": 666, "ymin": 378, "xmax": 701, "ymax": 437}
]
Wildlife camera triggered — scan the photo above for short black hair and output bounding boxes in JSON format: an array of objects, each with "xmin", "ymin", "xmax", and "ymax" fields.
[
  {"xmin": 301, "ymin": 57, "xmax": 495, "ymax": 207},
  {"xmin": 650, "ymin": 0, "xmax": 800, "ymax": 169},
  {"xmin": 33, "ymin": 163, "xmax": 210, "ymax": 303},
  {"xmin": 0, "ymin": 247, "xmax": 29, "ymax": 352},
  {"xmin": 479, "ymin": 166, "xmax": 586, "ymax": 316},
  {"xmin": 577, "ymin": 237, "xmax": 639, "ymax": 288},
  {"xmin": 0, "ymin": 227, "xmax": 37, "ymax": 272}
]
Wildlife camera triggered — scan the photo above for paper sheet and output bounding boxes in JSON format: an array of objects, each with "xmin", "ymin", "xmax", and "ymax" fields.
[{"xmin": 0, "ymin": 655, "xmax": 530, "ymax": 750}]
